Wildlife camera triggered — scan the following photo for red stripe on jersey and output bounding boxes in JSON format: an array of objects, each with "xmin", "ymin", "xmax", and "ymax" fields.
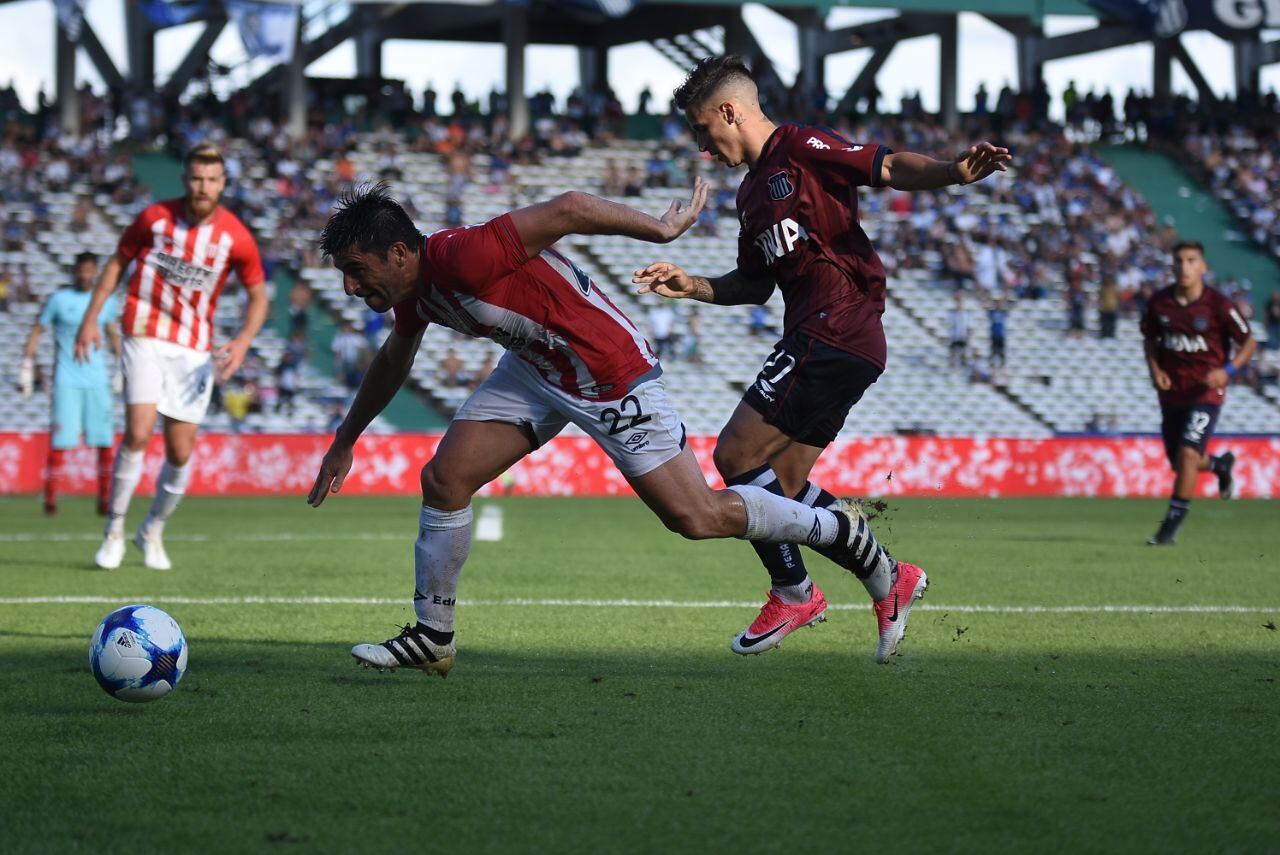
[{"xmin": 117, "ymin": 200, "xmax": 264, "ymax": 352}]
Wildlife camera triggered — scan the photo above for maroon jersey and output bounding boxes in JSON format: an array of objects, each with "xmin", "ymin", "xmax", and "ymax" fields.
[
  {"xmin": 736, "ymin": 124, "xmax": 891, "ymax": 369},
  {"xmin": 392, "ymin": 215, "xmax": 656, "ymax": 401},
  {"xmin": 1139, "ymin": 285, "xmax": 1251, "ymax": 406}
]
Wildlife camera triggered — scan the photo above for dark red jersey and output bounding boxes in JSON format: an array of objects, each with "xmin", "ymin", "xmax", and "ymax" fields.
[
  {"xmin": 1139, "ymin": 285, "xmax": 1252, "ymax": 406},
  {"xmin": 735, "ymin": 124, "xmax": 891, "ymax": 369}
]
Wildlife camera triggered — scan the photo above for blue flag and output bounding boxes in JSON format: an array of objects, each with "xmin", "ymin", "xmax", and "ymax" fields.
[
  {"xmin": 225, "ymin": 0, "xmax": 299, "ymax": 64},
  {"xmin": 137, "ymin": 1, "xmax": 211, "ymax": 28}
]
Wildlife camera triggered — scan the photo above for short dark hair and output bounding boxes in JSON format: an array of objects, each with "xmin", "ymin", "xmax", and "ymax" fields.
[
  {"xmin": 319, "ymin": 182, "xmax": 420, "ymax": 260},
  {"xmin": 673, "ymin": 55, "xmax": 756, "ymax": 112},
  {"xmin": 73, "ymin": 251, "xmax": 98, "ymax": 267},
  {"xmin": 1172, "ymin": 239, "xmax": 1205, "ymax": 258}
]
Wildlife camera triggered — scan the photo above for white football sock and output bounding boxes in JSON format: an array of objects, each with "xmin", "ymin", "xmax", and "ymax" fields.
[
  {"xmin": 726, "ymin": 485, "xmax": 840, "ymax": 548},
  {"xmin": 414, "ymin": 504, "xmax": 473, "ymax": 633},
  {"xmin": 772, "ymin": 577, "xmax": 813, "ymax": 605},
  {"xmin": 105, "ymin": 447, "xmax": 145, "ymax": 536},
  {"xmin": 143, "ymin": 460, "xmax": 192, "ymax": 536}
]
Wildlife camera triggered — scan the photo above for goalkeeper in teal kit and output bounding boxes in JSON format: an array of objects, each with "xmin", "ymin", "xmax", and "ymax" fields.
[{"xmin": 21, "ymin": 252, "xmax": 121, "ymax": 516}]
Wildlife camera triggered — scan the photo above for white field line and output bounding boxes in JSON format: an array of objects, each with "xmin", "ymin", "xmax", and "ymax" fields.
[
  {"xmin": 0, "ymin": 532, "xmax": 408, "ymax": 543},
  {"xmin": 0, "ymin": 596, "xmax": 1273, "ymax": 613}
]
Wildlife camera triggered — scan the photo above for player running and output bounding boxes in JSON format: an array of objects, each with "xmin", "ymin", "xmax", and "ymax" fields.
[
  {"xmin": 75, "ymin": 143, "xmax": 268, "ymax": 570},
  {"xmin": 1140, "ymin": 240, "xmax": 1255, "ymax": 546},
  {"xmin": 633, "ymin": 56, "xmax": 1011, "ymax": 662},
  {"xmin": 20, "ymin": 252, "xmax": 121, "ymax": 516},
  {"xmin": 309, "ymin": 182, "xmax": 885, "ymax": 677}
]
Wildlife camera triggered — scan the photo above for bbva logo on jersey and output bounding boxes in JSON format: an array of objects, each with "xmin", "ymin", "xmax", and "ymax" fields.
[{"xmin": 753, "ymin": 218, "xmax": 809, "ymax": 265}]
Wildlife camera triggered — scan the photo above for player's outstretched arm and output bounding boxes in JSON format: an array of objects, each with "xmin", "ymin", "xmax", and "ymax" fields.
[
  {"xmin": 73, "ymin": 253, "xmax": 126, "ymax": 363},
  {"xmin": 633, "ymin": 263, "xmax": 774, "ymax": 306},
  {"xmin": 881, "ymin": 142, "xmax": 1011, "ymax": 191},
  {"xmin": 308, "ymin": 327, "xmax": 423, "ymax": 507},
  {"xmin": 506, "ymin": 178, "xmax": 709, "ymax": 259}
]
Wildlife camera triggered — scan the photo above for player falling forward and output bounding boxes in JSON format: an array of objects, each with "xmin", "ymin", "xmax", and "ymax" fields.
[
  {"xmin": 309, "ymin": 183, "xmax": 885, "ymax": 677},
  {"xmin": 1140, "ymin": 240, "xmax": 1255, "ymax": 546},
  {"xmin": 76, "ymin": 143, "xmax": 268, "ymax": 570},
  {"xmin": 634, "ymin": 56, "xmax": 1011, "ymax": 662},
  {"xmin": 20, "ymin": 252, "xmax": 121, "ymax": 516}
]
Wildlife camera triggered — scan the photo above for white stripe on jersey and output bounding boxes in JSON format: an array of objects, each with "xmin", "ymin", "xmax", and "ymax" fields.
[
  {"xmin": 539, "ymin": 250, "xmax": 654, "ymax": 362},
  {"xmin": 455, "ymin": 291, "xmax": 601, "ymax": 394},
  {"xmin": 1228, "ymin": 307, "xmax": 1250, "ymax": 335},
  {"xmin": 205, "ymin": 232, "xmax": 234, "ymax": 350},
  {"xmin": 131, "ymin": 220, "xmax": 167, "ymax": 337},
  {"xmin": 180, "ymin": 224, "xmax": 213, "ymax": 349},
  {"xmin": 154, "ymin": 221, "xmax": 189, "ymax": 342}
]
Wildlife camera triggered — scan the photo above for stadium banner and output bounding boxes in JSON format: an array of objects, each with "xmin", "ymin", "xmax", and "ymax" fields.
[
  {"xmin": 1084, "ymin": 0, "xmax": 1273, "ymax": 39},
  {"xmin": 225, "ymin": 0, "xmax": 298, "ymax": 65},
  {"xmin": 1, "ymin": 433, "xmax": 1278, "ymax": 499}
]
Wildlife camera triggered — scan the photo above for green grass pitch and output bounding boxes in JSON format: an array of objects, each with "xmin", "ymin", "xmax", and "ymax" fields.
[{"xmin": 1, "ymin": 495, "xmax": 1277, "ymax": 853}]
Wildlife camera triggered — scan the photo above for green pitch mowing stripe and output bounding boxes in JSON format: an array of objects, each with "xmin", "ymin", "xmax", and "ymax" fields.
[
  {"xmin": 1, "ymin": 595, "xmax": 1277, "ymax": 613},
  {"xmin": 1, "ymin": 495, "xmax": 1277, "ymax": 853}
]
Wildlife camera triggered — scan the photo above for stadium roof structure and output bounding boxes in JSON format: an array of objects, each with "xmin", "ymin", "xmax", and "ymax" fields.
[{"xmin": 44, "ymin": 0, "xmax": 1280, "ymax": 139}]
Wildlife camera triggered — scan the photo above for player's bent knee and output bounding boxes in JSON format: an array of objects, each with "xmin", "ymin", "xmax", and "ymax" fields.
[
  {"xmin": 419, "ymin": 461, "xmax": 477, "ymax": 509},
  {"xmin": 661, "ymin": 504, "xmax": 727, "ymax": 540},
  {"xmin": 711, "ymin": 442, "xmax": 754, "ymax": 480}
]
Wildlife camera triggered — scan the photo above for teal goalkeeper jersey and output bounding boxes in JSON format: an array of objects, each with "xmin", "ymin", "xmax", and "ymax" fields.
[{"xmin": 39, "ymin": 288, "xmax": 119, "ymax": 388}]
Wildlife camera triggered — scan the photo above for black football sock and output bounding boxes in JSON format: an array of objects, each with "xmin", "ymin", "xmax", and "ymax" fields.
[
  {"xmin": 1208, "ymin": 455, "xmax": 1226, "ymax": 475},
  {"xmin": 416, "ymin": 623, "xmax": 454, "ymax": 645},
  {"xmin": 725, "ymin": 463, "xmax": 809, "ymax": 593},
  {"xmin": 792, "ymin": 481, "xmax": 838, "ymax": 510},
  {"xmin": 1163, "ymin": 497, "xmax": 1191, "ymax": 531}
]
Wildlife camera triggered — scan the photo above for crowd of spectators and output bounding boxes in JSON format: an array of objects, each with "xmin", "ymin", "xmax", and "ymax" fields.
[{"xmin": 3, "ymin": 70, "xmax": 1277, "ymax": 416}]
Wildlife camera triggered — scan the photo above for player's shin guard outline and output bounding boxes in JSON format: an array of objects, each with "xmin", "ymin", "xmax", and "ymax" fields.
[
  {"xmin": 145, "ymin": 459, "xmax": 193, "ymax": 531},
  {"xmin": 414, "ymin": 504, "xmax": 474, "ymax": 633},
  {"xmin": 727, "ymin": 484, "xmax": 840, "ymax": 548},
  {"xmin": 107, "ymin": 446, "xmax": 146, "ymax": 534}
]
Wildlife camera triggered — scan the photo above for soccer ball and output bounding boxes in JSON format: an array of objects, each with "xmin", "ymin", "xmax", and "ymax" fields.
[{"xmin": 89, "ymin": 605, "xmax": 188, "ymax": 703}]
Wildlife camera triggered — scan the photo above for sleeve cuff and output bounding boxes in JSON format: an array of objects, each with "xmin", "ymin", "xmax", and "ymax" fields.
[{"xmin": 871, "ymin": 146, "xmax": 892, "ymax": 187}]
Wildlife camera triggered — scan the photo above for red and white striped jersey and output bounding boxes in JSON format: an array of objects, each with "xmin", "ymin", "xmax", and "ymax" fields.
[
  {"xmin": 392, "ymin": 215, "xmax": 657, "ymax": 401},
  {"xmin": 116, "ymin": 199, "xmax": 265, "ymax": 352}
]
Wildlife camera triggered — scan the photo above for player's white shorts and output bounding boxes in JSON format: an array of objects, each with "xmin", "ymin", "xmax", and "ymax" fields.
[
  {"xmin": 122, "ymin": 335, "xmax": 214, "ymax": 425},
  {"xmin": 454, "ymin": 352, "xmax": 686, "ymax": 479}
]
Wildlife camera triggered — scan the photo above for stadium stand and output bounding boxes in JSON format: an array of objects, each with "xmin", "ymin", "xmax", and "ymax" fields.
[
  {"xmin": 3, "ymin": 104, "xmax": 1278, "ymax": 440},
  {"xmin": 0, "ymin": 135, "xmax": 389, "ymax": 435},
  {"xmin": 295, "ymin": 117, "xmax": 1279, "ymax": 437}
]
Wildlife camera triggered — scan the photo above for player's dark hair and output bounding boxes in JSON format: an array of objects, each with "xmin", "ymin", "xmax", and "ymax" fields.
[
  {"xmin": 73, "ymin": 251, "xmax": 98, "ymax": 267},
  {"xmin": 1172, "ymin": 240, "xmax": 1205, "ymax": 258},
  {"xmin": 673, "ymin": 55, "xmax": 757, "ymax": 112},
  {"xmin": 319, "ymin": 182, "xmax": 421, "ymax": 260}
]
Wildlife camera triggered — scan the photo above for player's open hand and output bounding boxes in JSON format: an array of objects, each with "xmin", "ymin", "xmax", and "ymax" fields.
[
  {"xmin": 308, "ymin": 439, "xmax": 354, "ymax": 507},
  {"xmin": 657, "ymin": 177, "xmax": 710, "ymax": 243},
  {"xmin": 213, "ymin": 337, "xmax": 251, "ymax": 382},
  {"xmin": 73, "ymin": 320, "xmax": 101, "ymax": 364},
  {"xmin": 954, "ymin": 142, "xmax": 1012, "ymax": 185},
  {"xmin": 633, "ymin": 262, "xmax": 697, "ymax": 299}
]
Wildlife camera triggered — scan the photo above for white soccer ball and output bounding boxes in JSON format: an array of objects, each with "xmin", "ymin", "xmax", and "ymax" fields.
[{"xmin": 88, "ymin": 605, "xmax": 188, "ymax": 703}]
